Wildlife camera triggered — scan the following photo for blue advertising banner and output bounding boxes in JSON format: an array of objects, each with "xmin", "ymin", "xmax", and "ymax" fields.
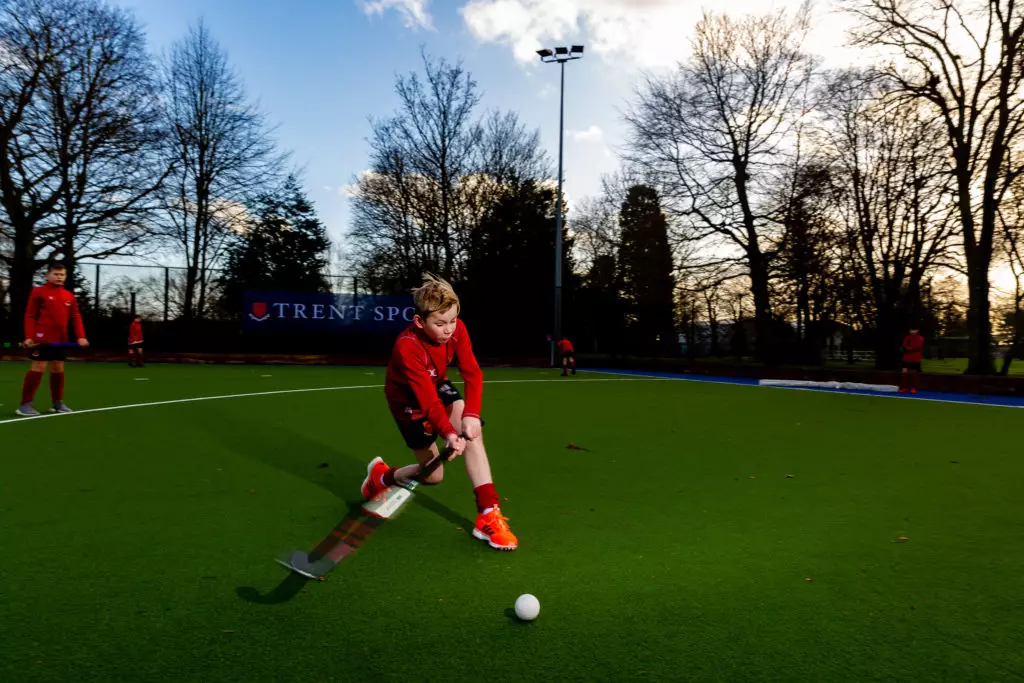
[{"xmin": 243, "ymin": 290, "xmax": 416, "ymax": 333}]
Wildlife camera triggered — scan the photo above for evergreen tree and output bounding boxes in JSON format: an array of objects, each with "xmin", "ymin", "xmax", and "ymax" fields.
[
  {"xmin": 617, "ymin": 185, "xmax": 676, "ymax": 354},
  {"xmin": 463, "ymin": 181, "xmax": 575, "ymax": 354},
  {"xmin": 219, "ymin": 176, "xmax": 330, "ymax": 315}
]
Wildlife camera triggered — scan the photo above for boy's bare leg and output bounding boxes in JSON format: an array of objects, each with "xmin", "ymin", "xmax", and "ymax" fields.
[
  {"xmin": 449, "ymin": 400, "xmax": 493, "ymax": 487},
  {"xmin": 393, "ymin": 443, "xmax": 442, "ymax": 486},
  {"xmin": 445, "ymin": 400, "xmax": 516, "ymax": 548}
]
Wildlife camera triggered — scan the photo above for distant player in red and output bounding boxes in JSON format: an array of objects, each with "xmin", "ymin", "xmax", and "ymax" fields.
[
  {"xmin": 17, "ymin": 263, "xmax": 89, "ymax": 416},
  {"xmin": 557, "ymin": 337, "xmax": 576, "ymax": 376},
  {"xmin": 900, "ymin": 326, "xmax": 925, "ymax": 394},
  {"xmin": 128, "ymin": 315, "xmax": 145, "ymax": 367},
  {"xmin": 360, "ymin": 274, "xmax": 518, "ymax": 551}
]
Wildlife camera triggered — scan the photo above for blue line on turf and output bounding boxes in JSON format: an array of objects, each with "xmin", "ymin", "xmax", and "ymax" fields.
[{"xmin": 584, "ymin": 368, "xmax": 1024, "ymax": 409}]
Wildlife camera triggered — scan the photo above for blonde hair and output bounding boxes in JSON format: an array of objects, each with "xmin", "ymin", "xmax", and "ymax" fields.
[{"xmin": 413, "ymin": 273, "xmax": 460, "ymax": 319}]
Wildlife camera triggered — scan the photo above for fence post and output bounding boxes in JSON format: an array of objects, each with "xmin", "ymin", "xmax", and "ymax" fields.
[
  {"xmin": 164, "ymin": 267, "xmax": 170, "ymax": 321},
  {"xmin": 130, "ymin": 291, "xmax": 137, "ymax": 317},
  {"xmin": 94, "ymin": 264, "xmax": 100, "ymax": 315},
  {"xmin": 353, "ymin": 276, "xmax": 358, "ymax": 308}
]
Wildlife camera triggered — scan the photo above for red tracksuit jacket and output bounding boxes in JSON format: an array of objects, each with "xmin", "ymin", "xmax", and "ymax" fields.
[
  {"xmin": 384, "ymin": 319, "xmax": 483, "ymax": 439},
  {"xmin": 902, "ymin": 334, "xmax": 924, "ymax": 363},
  {"xmin": 24, "ymin": 283, "xmax": 86, "ymax": 344}
]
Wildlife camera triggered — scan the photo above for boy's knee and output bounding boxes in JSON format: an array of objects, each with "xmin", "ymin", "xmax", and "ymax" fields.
[{"xmin": 422, "ymin": 466, "xmax": 444, "ymax": 485}]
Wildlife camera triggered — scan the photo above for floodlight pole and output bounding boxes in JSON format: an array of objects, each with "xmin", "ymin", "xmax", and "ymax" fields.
[
  {"xmin": 539, "ymin": 46, "xmax": 582, "ymax": 367},
  {"xmin": 553, "ymin": 59, "xmax": 566, "ymax": 369}
]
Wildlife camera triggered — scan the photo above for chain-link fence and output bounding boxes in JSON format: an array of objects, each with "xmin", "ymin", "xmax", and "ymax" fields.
[
  {"xmin": 0, "ymin": 262, "xmax": 368, "ymax": 355},
  {"xmin": 75, "ymin": 262, "xmax": 356, "ymax": 321}
]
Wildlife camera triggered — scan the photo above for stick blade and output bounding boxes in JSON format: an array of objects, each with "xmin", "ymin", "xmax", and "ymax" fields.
[
  {"xmin": 361, "ymin": 487, "xmax": 413, "ymax": 519},
  {"xmin": 276, "ymin": 550, "xmax": 333, "ymax": 579}
]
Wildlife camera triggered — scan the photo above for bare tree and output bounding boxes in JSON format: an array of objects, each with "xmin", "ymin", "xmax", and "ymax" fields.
[
  {"xmin": 571, "ymin": 194, "xmax": 619, "ymax": 271},
  {"xmin": 823, "ymin": 68, "xmax": 958, "ymax": 368},
  {"xmin": 0, "ymin": 226, "xmax": 9, "ymax": 325},
  {"xmin": 159, "ymin": 20, "xmax": 283, "ymax": 319},
  {"xmin": 348, "ymin": 51, "xmax": 549, "ymax": 292},
  {"xmin": 1, "ymin": 0, "xmax": 59, "ymax": 322},
  {"xmin": 0, "ymin": 0, "xmax": 167, "ymax": 324},
  {"xmin": 349, "ymin": 52, "xmax": 481, "ymax": 291},
  {"xmin": 772, "ymin": 160, "xmax": 843, "ymax": 363},
  {"xmin": 1002, "ymin": 237, "xmax": 1023, "ymax": 372},
  {"xmin": 846, "ymin": 0, "xmax": 1024, "ymax": 373},
  {"xmin": 996, "ymin": 165, "xmax": 1024, "ymax": 373},
  {"xmin": 479, "ymin": 110, "xmax": 550, "ymax": 188},
  {"xmin": 625, "ymin": 4, "xmax": 818, "ymax": 361},
  {"xmin": 40, "ymin": 0, "xmax": 169, "ymax": 290}
]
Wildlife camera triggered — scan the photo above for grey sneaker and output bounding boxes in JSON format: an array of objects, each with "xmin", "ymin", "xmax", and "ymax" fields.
[
  {"xmin": 50, "ymin": 401, "xmax": 73, "ymax": 414},
  {"xmin": 15, "ymin": 403, "xmax": 40, "ymax": 417}
]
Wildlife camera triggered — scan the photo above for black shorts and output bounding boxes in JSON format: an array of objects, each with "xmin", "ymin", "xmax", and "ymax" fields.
[
  {"xmin": 129, "ymin": 342, "xmax": 144, "ymax": 351},
  {"xmin": 902, "ymin": 361, "xmax": 922, "ymax": 372},
  {"xmin": 394, "ymin": 380, "xmax": 464, "ymax": 450},
  {"xmin": 561, "ymin": 351, "xmax": 575, "ymax": 361},
  {"xmin": 28, "ymin": 344, "xmax": 68, "ymax": 362}
]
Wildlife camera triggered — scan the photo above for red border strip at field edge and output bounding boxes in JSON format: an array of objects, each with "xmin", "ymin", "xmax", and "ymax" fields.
[{"xmin": 0, "ymin": 377, "xmax": 669, "ymax": 427}]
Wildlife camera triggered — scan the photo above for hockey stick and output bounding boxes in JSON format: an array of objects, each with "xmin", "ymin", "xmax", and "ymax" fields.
[
  {"xmin": 277, "ymin": 443, "xmax": 459, "ymax": 579},
  {"xmin": 19, "ymin": 342, "xmax": 82, "ymax": 348}
]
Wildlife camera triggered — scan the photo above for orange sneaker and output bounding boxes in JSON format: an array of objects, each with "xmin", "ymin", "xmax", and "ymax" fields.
[
  {"xmin": 473, "ymin": 507, "xmax": 518, "ymax": 551},
  {"xmin": 360, "ymin": 456, "xmax": 391, "ymax": 500}
]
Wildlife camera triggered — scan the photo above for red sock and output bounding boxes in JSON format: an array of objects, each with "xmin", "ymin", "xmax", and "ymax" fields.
[
  {"xmin": 474, "ymin": 483, "xmax": 500, "ymax": 513},
  {"xmin": 50, "ymin": 373, "xmax": 64, "ymax": 403},
  {"xmin": 21, "ymin": 371, "xmax": 43, "ymax": 404}
]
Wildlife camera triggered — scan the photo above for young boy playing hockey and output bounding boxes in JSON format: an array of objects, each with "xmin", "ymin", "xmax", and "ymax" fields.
[
  {"xmin": 17, "ymin": 263, "xmax": 89, "ymax": 416},
  {"xmin": 128, "ymin": 315, "xmax": 145, "ymax": 367},
  {"xmin": 360, "ymin": 275, "xmax": 518, "ymax": 551}
]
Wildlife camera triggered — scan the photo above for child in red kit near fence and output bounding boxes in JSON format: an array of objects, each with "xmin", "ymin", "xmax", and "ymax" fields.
[
  {"xmin": 900, "ymin": 326, "xmax": 925, "ymax": 394},
  {"xmin": 360, "ymin": 274, "xmax": 518, "ymax": 551},
  {"xmin": 557, "ymin": 337, "xmax": 576, "ymax": 376},
  {"xmin": 128, "ymin": 315, "xmax": 145, "ymax": 367},
  {"xmin": 17, "ymin": 263, "xmax": 89, "ymax": 416}
]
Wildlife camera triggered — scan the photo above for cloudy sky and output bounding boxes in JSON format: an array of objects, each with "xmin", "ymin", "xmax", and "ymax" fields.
[{"xmin": 121, "ymin": 0, "xmax": 855, "ymax": 253}]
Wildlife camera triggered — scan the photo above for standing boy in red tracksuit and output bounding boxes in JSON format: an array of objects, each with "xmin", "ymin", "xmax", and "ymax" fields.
[
  {"xmin": 557, "ymin": 337, "xmax": 576, "ymax": 376},
  {"xmin": 128, "ymin": 315, "xmax": 145, "ymax": 367},
  {"xmin": 900, "ymin": 327, "xmax": 925, "ymax": 394},
  {"xmin": 17, "ymin": 263, "xmax": 89, "ymax": 416},
  {"xmin": 359, "ymin": 274, "xmax": 518, "ymax": 551}
]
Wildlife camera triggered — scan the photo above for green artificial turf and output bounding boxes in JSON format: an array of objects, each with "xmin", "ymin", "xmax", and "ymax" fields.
[{"xmin": 1, "ymin": 362, "xmax": 1022, "ymax": 682}]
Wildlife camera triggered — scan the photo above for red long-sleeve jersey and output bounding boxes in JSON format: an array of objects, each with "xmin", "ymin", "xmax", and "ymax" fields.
[
  {"xmin": 385, "ymin": 319, "xmax": 483, "ymax": 439},
  {"xmin": 902, "ymin": 333, "xmax": 924, "ymax": 363},
  {"xmin": 24, "ymin": 283, "xmax": 86, "ymax": 344},
  {"xmin": 129, "ymin": 321, "xmax": 144, "ymax": 343},
  {"xmin": 557, "ymin": 338, "xmax": 574, "ymax": 354}
]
